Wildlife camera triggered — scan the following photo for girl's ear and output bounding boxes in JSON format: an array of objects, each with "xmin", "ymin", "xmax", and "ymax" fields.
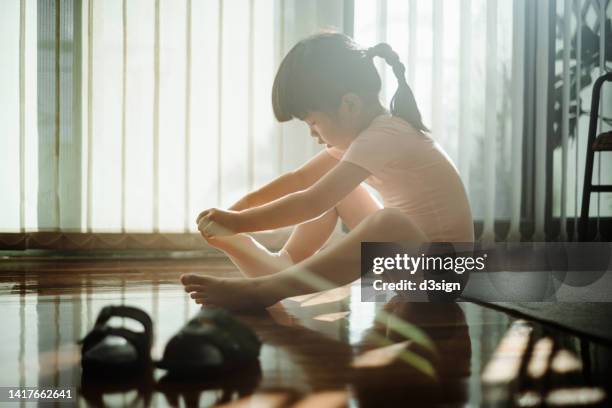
[{"xmin": 340, "ymin": 93, "xmax": 363, "ymax": 118}]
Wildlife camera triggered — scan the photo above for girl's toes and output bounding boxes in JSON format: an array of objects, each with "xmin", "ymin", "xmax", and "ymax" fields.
[
  {"xmin": 184, "ymin": 285, "xmax": 205, "ymax": 293},
  {"xmin": 180, "ymin": 273, "xmax": 211, "ymax": 286},
  {"xmin": 180, "ymin": 273, "xmax": 196, "ymax": 285}
]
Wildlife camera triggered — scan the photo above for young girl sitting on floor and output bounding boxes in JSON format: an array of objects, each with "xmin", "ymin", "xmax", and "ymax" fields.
[{"xmin": 181, "ymin": 32, "xmax": 474, "ymax": 310}]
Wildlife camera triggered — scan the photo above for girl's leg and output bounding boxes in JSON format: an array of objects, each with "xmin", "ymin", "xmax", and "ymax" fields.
[
  {"xmin": 182, "ymin": 208, "xmax": 427, "ymax": 310},
  {"xmin": 205, "ymin": 184, "xmax": 381, "ymax": 277},
  {"xmin": 283, "ymin": 184, "xmax": 382, "ymax": 261},
  {"xmin": 204, "ymin": 208, "xmax": 338, "ymax": 278}
]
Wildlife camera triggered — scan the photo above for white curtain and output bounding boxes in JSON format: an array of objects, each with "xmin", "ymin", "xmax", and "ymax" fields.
[
  {"xmin": 355, "ymin": 0, "xmax": 519, "ymax": 242},
  {"xmin": 0, "ymin": 0, "xmax": 38, "ymax": 233},
  {"xmin": 0, "ymin": 0, "xmax": 344, "ymax": 235},
  {"xmin": 1, "ymin": 0, "xmax": 610, "ymax": 242},
  {"xmin": 355, "ymin": 0, "xmax": 611, "ymax": 242}
]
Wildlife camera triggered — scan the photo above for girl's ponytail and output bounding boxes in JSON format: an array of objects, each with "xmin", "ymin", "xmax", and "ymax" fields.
[{"xmin": 366, "ymin": 43, "xmax": 428, "ymax": 132}]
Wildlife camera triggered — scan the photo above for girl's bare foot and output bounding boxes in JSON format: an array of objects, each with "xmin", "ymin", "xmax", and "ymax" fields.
[
  {"xmin": 180, "ymin": 273, "xmax": 281, "ymax": 311},
  {"xmin": 200, "ymin": 234, "xmax": 233, "ymax": 251}
]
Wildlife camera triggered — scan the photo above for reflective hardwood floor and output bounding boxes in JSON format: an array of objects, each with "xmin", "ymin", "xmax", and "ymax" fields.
[{"xmin": 0, "ymin": 256, "xmax": 610, "ymax": 407}]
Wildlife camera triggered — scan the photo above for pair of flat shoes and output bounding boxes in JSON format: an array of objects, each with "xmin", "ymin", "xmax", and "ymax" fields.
[{"xmin": 79, "ymin": 305, "xmax": 261, "ymax": 379}]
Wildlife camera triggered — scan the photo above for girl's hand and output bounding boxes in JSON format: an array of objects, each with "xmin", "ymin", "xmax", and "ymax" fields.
[{"xmin": 196, "ymin": 208, "xmax": 241, "ymax": 238}]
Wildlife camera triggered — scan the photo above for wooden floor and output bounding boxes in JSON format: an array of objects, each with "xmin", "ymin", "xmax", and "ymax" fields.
[{"xmin": 0, "ymin": 256, "xmax": 610, "ymax": 407}]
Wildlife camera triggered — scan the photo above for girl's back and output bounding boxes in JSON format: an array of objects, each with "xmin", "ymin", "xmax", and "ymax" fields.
[{"xmin": 327, "ymin": 114, "xmax": 474, "ymax": 243}]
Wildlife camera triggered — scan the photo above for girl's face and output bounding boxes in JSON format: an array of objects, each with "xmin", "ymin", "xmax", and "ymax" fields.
[
  {"xmin": 303, "ymin": 112, "xmax": 351, "ymax": 150},
  {"xmin": 303, "ymin": 94, "xmax": 364, "ymax": 150}
]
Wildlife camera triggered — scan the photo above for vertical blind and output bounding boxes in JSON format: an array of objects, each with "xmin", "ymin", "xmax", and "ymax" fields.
[
  {"xmin": 0, "ymin": 0, "xmax": 344, "ymax": 235},
  {"xmin": 354, "ymin": 0, "xmax": 611, "ymax": 241},
  {"xmin": 355, "ymin": 0, "xmax": 518, "ymax": 242},
  {"xmin": 0, "ymin": 0, "xmax": 610, "ymax": 242}
]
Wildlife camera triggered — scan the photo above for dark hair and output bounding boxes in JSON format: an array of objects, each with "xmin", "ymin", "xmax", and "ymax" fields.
[{"xmin": 272, "ymin": 32, "xmax": 428, "ymax": 132}]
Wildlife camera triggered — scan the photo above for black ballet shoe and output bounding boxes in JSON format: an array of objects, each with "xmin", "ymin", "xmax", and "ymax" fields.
[
  {"xmin": 79, "ymin": 305, "xmax": 153, "ymax": 379},
  {"xmin": 155, "ymin": 307, "xmax": 261, "ymax": 378}
]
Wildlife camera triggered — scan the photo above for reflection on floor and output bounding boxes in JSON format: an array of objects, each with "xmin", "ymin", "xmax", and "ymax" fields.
[{"xmin": 0, "ymin": 257, "xmax": 610, "ymax": 407}]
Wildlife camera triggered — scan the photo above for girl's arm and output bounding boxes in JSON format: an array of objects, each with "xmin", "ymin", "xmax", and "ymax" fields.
[
  {"xmin": 228, "ymin": 149, "xmax": 339, "ymax": 211},
  {"xmin": 198, "ymin": 161, "xmax": 370, "ymax": 237}
]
